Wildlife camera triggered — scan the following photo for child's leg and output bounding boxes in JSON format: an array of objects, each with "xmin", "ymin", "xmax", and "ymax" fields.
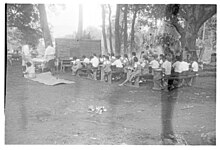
[
  {"xmin": 93, "ymin": 69, "xmax": 97, "ymax": 80},
  {"xmin": 129, "ymin": 71, "xmax": 140, "ymax": 82},
  {"xmin": 119, "ymin": 72, "xmax": 132, "ymax": 86}
]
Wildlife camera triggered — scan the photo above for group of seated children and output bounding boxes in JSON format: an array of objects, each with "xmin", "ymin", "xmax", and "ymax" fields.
[
  {"xmin": 168, "ymin": 56, "xmax": 199, "ymax": 88},
  {"xmin": 70, "ymin": 51, "xmax": 199, "ymax": 88}
]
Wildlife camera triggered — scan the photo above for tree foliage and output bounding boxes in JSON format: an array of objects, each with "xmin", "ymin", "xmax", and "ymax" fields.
[
  {"xmin": 6, "ymin": 4, "xmax": 42, "ymax": 46},
  {"xmin": 165, "ymin": 4, "xmax": 216, "ymax": 55}
]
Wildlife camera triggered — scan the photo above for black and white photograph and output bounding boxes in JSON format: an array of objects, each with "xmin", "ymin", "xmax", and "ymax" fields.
[{"xmin": 3, "ymin": 0, "xmax": 218, "ymax": 146}]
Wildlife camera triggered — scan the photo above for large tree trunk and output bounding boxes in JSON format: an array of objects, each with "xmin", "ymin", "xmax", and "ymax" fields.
[
  {"xmin": 123, "ymin": 4, "xmax": 128, "ymax": 54},
  {"xmin": 161, "ymin": 5, "xmax": 216, "ymax": 144},
  {"xmin": 161, "ymin": 90, "xmax": 178, "ymax": 144},
  {"xmin": 115, "ymin": 4, "xmax": 121, "ymax": 56},
  {"xmin": 199, "ymin": 22, "xmax": 206, "ymax": 61},
  {"xmin": 77, "ymin": 4, "xmax": 83, "ymax": 39},
  {"xmin": 130, "ymin": 5, "xmax": 139, "ymax": 53},
  {"xmin": 108, "ymin": 4, "xmax": 113, "ymax": 54},
  {"xmin": 38, "ymin": 4, "xmax": 53, "ymax": 48},
  {"xmin": 101, "ymin": 5, "xmax": 108, "ymax": 55}
]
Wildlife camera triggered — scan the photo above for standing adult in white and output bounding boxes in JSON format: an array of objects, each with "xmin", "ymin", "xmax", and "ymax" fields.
[
  {"xmin": 21, "ymin": 44, "xmax": 32, "ymax": 75},
  {"xmin": 44, "ymin": 44, "xmax": 56, "ymax": 75}
]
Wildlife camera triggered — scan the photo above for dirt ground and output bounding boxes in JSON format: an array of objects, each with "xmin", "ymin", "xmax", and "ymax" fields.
[{"xmin": 5, "ymin": 62, "xmax": 216, "ymax": 145}]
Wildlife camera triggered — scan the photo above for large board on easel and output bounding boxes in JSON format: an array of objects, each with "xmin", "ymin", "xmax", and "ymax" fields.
[{"xmin": 55, "ymin": 38, "xmax": 101, "ymax": 60}]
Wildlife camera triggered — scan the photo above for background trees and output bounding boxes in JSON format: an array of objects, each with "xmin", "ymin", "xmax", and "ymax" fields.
[
  {"xmin": 165, "ymin": 4, "xmax": 216, "ymax": 58},
  {"xmin": 7, "ymin": 4, "xmax": 53, "ymax": 49},
  {"xmin": 6, "ymin": 4, "xmax": 42, "ymax": 48},
  {"xmin": 6, "ymin": 3, "xmax": 216, "ymax": 61}
]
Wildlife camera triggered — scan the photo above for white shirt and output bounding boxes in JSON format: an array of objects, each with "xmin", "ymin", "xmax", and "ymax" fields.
[
  {"xmin": 134, "ymin": 61, "xmax": 141, "ymax": 68},
  {"xmin": 112, "ymin": 59, "xmax": 123, "ymax": 68},
  {"xmin": 149, "ymin": 60, "xmax": 159, "ymax": 69},
  {"xmin": 181, "ymin": 61, "xmax": 189, "ymax": 72},
  {"xmin": 100, "ymin": 57, "xmax": 104, "ymax": 63},
  {"xmin": 159, "ymin": 59, "xmax": 163, "ymax": 65},
  {"xmin": 191, "ymin": 61, "xmax": 199, "ymax": 72},
  {"xmin": 25, "ymin": 65, "xmax": 36, "ymax": 78},
  {"xmin": 162, "ymin": 60, "xmax": 172, "ymax": 75},
  {"xmin": 22, "ymin": 45, "xmax": 30, "ymax": 56},
  {"xmin": 141, "ymin": 61, "xmax": 146, "ymax": 68},
  {"xmin": 172, "ymin": 61, "xmax": 182, "ymax": 73},
  {"xmin": 44, "ymin": 46, "xmax": 55, "ymax": 61},
  {"xmin": 83, "ymin": 58, "xmax": 90, "ymax": 64},
  {"xmin": 122, "ymin": 58, "xmax": 129, "ymax": 65},
  {"xmin": 90, "ymin": 56, "xmax": 99, "ymax": 67},
  {"xmin": 103, "ymin": 60, "xmax": 111, "ymax": 65}
]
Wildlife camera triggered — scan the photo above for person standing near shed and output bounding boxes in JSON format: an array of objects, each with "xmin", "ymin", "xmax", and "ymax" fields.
[
  {"xmin": 44, "ymin": 44, "xmax": 56, "ymax": 75},
  {"xmin": 90, "ymin": 53, "xmax": 99, "ymax": 80}
]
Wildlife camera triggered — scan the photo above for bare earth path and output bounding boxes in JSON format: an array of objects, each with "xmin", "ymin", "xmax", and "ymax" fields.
[{"xmin": 5, "ymin": 63, "xmax": 216, "ymax": 145}]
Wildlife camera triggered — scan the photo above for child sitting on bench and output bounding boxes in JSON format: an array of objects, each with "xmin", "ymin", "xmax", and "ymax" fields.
[
  {"xmin": 119, "ymin": 57, "xmax": 141, "ymax": 86},
  {"xmin": 24, "ymin": 62, "xmax": 36, "ymax": 79},
  {"xmin": 103, "ymin": 56, "xmax": 111, "ymax": 74},
  {"xmin": 188, "ymin": 57, "xmax": 199, "ymax": 86},
  {"xmin": 111, "ymin": 55, "xmax": 123, "ymax": 72},
  {"xmin": 72, "ymin": 59, "xmax": 83, "ymax": 75}
]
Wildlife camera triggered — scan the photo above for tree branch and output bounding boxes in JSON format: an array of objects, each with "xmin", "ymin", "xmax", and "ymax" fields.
[
  {"xmin": 169, "ymin": 18, "xmax": 185, "ymax": 36},
  {"xmin": 196, "ymin": 5, "xmax": 216, "ymax": 30},
  {"xmin": 179, "ymin": 6, "xmax": 188, "ymax": 21}
]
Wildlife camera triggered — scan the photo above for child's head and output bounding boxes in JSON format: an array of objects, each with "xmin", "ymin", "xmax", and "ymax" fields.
[
  {"xmin": 26, "ymin": 62, "xmax": 32, "ymax": 67},
  {"xmin": 133, "ymin": 57, "xmax": 138, "ymax": 62},
  {"xmin": 73, "ymin": 56, "xmax": 77, "ymax": 60},
  {"xmin": 159, "ymin": 54, "xmax": 164, "ymax": 59},
  {"xmin": 124, "ymin": 54, "xmax": 128, "ymax": 58},
  {"xmin": 146, "ymin": 45, "xmax": 149, "ymax": 50},
  {"xmin": 105, "ymin": 55, "xmax": 109, "ymax": 60},
  {"xmin": 191, "ymin": 57, "xmax": 198, "ymax": 62},
  {"xmin": 116, "ymin": 55, "xmax": 120, "ymax": 59},
  {"xmin": 176, "ymin": 55, "xmax": 182, "ymax": 62},
  {"xmin": 153, "ymin": 54, "xmax": 158, "ymax": 59},
  {"xmin": 132, "ymin": 52, "xmax": 136, "ymax": 56},
  {"xmin": 165, "ymin": 54, "xmax": 172, "ymax": 61}
]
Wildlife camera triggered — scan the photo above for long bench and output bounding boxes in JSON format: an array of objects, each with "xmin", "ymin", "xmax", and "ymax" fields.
[
  {"xmin": 104, "ymin": 68, "xmax": 125, "ymax": 84},
  {"xmin": 131, "ymin": 70, "xmax": 198, "ymax": 89},
  {"xmin": 130, "ymin": 73, "xmax": 153, "ymax": 87},
  {"xmin": 76, "ymin": 67, "xmax": 93, "ymax": 78},
  {"xmin": 162, "ymin": 74, "xmax": 198, "ymax": 88}
]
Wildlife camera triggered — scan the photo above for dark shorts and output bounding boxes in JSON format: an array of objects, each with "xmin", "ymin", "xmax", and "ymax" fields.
[
  {"xmin": 92, "ymin": 67, "xmax": 98, "ymax": 72},
  {"xmin": 46, "ymin": 59, "xmax": 55, "ymax": 69}
]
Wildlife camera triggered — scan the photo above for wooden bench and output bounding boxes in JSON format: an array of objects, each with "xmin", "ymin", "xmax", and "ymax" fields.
[
  {"xmin": 162, "ymin": 74, "xmax": 198, "ymax": 87},
  {"xmin": 130, "ymin": 73, "xmax": 154, "ymax": 87},
  {"xmin": 60, "ymin": 59, "xmax": 72, "ymax": 72},
  {"xmin": 105, "ymin": 66, "xmax": 125, "ymax": 84},
  {"xmin": 130, "ymin": 70, "xmax": 198, "ymax": 89},
  {"xmin": 76, "ymin": 64, "xmax": 102, "ymax": 80},
  {"xmin": 76, "ymin": 66, "xmax": 93, "ymax": 78}
]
